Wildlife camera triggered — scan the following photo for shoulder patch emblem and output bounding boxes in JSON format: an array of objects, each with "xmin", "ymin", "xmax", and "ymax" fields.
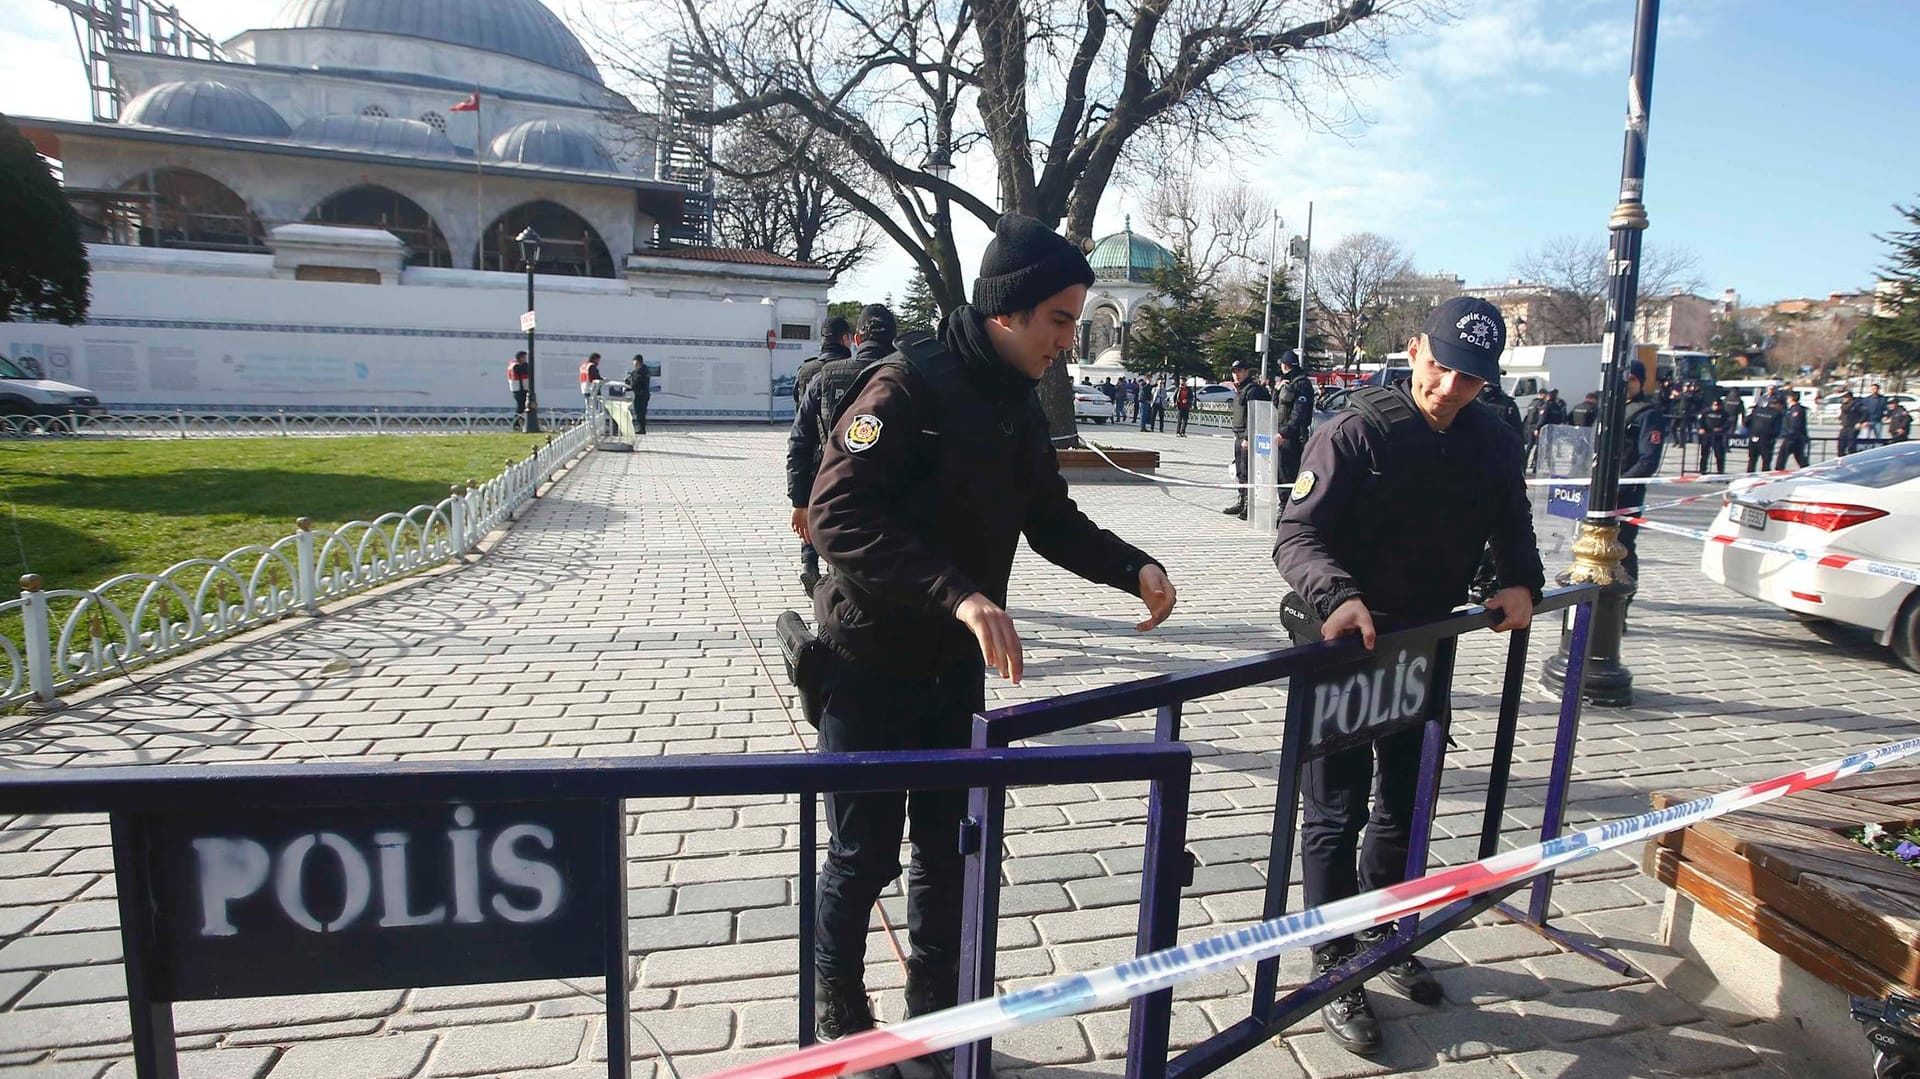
[
  {"xmin": 1291, "ymin": 470, "xmax": 1318, "ymax": 501},
  {"xmin": 844, "ymin": 413, "xmax": 884, "ymax": 453},
  {"xmin": 1649, "ymin": 428, "xmax": 1663, "ymax": 445}
]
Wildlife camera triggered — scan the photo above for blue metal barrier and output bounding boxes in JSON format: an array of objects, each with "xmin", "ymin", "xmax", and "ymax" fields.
[
  {"xmin": 0, "ymin": 742, "xmax": 1193, "ymax": 1079},
  {"xmin": 960, "ymin": 585, "xmax": 1603, "ymax": 1079}
]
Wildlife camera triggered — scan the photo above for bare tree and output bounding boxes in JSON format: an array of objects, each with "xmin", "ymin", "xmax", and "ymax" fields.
[
  {"xmin": 712, "ymin": 113, "xmax": 881, "ymax": 282},
  {"xmin": 589, "ymin": 0, "xmax": 1435, "ymax": 436},
  {"xmin": 1136, "ymin": 169, "xmax": 1273, "ymax": 289},
  {"xmin": 1511, "ymin": 234, "xmax": 1705, "ymax": 344},
  {"xmin": 1311, "ymin": 232, "xmax": 1412, "ymax": 367}
]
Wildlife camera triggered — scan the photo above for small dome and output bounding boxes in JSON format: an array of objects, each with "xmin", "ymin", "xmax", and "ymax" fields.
[
  {"xmin": 121, "ymin": 80, "xmax": 291, "ymax": 138},
  {"xmin": 295, "ymin": 114, "xmax": 457, "ymax": 157},
  {"xmin": 271, "ymin": 0, "xmax": 602, "ymax": 84},
  {"xmin": 488, "ymin": 119, "xmax": 615, "ymax": 172},
  {"xmin": 1089, "ymin": 223, "xmax": 1177, "ymax": 284}
]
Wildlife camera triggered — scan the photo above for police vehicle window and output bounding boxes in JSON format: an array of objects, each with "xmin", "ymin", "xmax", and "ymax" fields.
[
  {"xmin": 0, "ymin": 357, "xmax": 25, "ymax": 379},
  {"xmin": 780, "ymin": 323, "xmax": 812, "ymax": 340},
  {"xmin": 1810, "ymin": 442, "xmax": 1920, "ymax": 489}
]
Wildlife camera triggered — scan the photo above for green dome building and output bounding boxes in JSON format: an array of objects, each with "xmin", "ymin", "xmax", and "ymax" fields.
[{"xmin": 1076, "ymin": 217, "xmax": 1175, "ymax": 372}]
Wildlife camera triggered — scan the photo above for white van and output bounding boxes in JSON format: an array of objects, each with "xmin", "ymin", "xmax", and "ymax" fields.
[{"xmin": 0, "ymin": 355, "xmax": 107, "ymax": 418}]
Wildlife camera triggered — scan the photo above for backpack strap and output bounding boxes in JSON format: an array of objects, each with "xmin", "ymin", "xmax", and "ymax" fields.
[{"xmin": 1345, "ymin": 385, "xmax": 1424, "ymax": 441}]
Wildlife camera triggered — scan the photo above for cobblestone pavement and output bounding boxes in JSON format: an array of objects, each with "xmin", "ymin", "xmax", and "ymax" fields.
[{"xmin": 2, "ymin": 423, "xmax": 1915, "ymax": 1079}]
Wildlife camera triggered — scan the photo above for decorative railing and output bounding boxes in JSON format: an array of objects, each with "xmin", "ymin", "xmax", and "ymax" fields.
[
  {"xmin": 0, "ymin": 409, "xmax": 584, "ymax": 440},
  {"xmin": 1, "ymin": 419, "xmax": 594, "ymax": 709}
]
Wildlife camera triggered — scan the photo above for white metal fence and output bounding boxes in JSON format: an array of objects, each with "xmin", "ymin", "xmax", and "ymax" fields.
[
  {"xmin": 0, "ymin": 409, "xmax": 585, "ymax": 440},
  {"xmin": 1, "ymin": 419, "xmax": 594, "ymax": 709}
]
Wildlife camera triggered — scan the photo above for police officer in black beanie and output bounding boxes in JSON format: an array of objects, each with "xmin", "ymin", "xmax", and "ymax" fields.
[{"xmin": 806, "ymin": 215, "xmax": 1179, "ymax": 1071}]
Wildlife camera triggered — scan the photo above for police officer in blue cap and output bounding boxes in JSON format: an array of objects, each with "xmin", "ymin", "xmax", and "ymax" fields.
[
  {"xmin": 1615, "ymin": 358, "xmax": 1668, "ymax": 583},
  {"xmin": 1274, "ymin": 296, "xmax": 1544, "ymax": 1057}
]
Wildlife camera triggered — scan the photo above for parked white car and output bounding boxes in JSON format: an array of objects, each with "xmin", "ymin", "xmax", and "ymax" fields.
[
  {"xmin": 1073, "ymin": 387, "xmax": 1117, "ymax": 424},
  {"xmin": 1700, "ymin": 441, "xmax": 1920, "ymax": 668},
  {"xmin": 0, "ymin": 355, "xmax": 107, "ymax": 418},
  {"xmin": 1192, "ymin": 384, "xmax": 1236, "ymax": 406}
]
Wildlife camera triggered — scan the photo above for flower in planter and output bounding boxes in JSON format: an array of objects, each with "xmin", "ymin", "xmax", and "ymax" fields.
[
  {"xmin": 1864, "ymin": 823, "xmax": 1889, "ymax": 845},
  {"xmin": 1898, "ymin": 841, "xmax": 1920, "ymax": 863}
]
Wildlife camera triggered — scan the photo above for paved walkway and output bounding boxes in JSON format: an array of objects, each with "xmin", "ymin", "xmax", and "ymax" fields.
[{"xmin": 2, "ymin": 424, "xmax": 1916, "ymax": 1078}]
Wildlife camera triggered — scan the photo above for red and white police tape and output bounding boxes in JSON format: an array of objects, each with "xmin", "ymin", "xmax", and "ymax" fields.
[
  {"xmin": 1617, "ymin": 514, "xmax": 1920, "ymax": 585},
  {"xmin": 701, "ymin": 736, "xmax": 1920, "ymax": 1079}
]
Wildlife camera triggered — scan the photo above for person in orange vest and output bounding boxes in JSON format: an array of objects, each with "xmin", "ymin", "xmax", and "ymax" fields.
[
  {"xmin": 507, "ymin": 350, "xmax": 530, "ymax": 430},
  {"xmin": 579, "ymin": 352, "xmax": 603, "ymax": 400}
]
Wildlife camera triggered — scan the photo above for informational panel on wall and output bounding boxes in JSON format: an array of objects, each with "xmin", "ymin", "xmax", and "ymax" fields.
[{"xmin": 5, "ymin": 270, "xmax": 788, "ymax": 420}]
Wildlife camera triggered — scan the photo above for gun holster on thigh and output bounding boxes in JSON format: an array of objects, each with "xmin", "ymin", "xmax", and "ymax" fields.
[
  {"xmin": 1280, "ymin": 590, "xmax": 1322, "ymax": 649},
  {"xmin": 775, "ymin": 610, "xmax": 829, "ymax": 728}
]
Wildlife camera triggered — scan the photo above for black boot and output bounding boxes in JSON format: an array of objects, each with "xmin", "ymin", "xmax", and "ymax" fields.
[
  {"xmin": 1314, "ymin": 945, "xmax": 1382, "ymax": 1057},
  {"xmin": 817, "ymin": 977, "xmax": 904, "ymax": 1079},
  {"xmin": 902, "ymin": 959, "xmax": 958, "ymax": 1077},
  {"xmin": 1221, "ymin": 495, "xmax": 1246, "ymax": 517},
  {"xmin": 1357, "ymin": 926, "xmax": 1442, "ymax": 1006},
  {"xmin": 800, "ymin": 568, "xmax": 821, "ymax": 597}
]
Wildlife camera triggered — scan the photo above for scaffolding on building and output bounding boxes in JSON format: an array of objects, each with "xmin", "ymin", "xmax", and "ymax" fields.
[
  {"xmin": 657, "ymin": 46, "xmax": 715, "ymax": 247},
  {"xmin": 49, "ymin": 0, "xmax": 227, "ymax": 122}
]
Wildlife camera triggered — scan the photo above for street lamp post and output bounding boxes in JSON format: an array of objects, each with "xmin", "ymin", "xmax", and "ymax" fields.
[
  {"xmin": 516, "ymin": 226, "xmax": 543, "ymax": 434},
  {"xmin": 1542, "ymin": 0, "xmax": 1662, "ymax": 705},
  {"xmin": 924, "ymin": 147, "xmax": 954, "ymax": 299}
]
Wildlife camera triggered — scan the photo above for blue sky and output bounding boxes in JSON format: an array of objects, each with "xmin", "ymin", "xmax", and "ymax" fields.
[{"xmin": 4, "ymin": 0, "xmax": 1914, "ymax": 306}]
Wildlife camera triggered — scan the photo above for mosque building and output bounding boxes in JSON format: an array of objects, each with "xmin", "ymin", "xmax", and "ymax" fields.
[
  {"xmin": 10, "ymin": 0, "xmax": 831, "ymax": 419},
  {"xmin": 1072, "ymin": 218, "xmax": 1178, "ymax": 380}
]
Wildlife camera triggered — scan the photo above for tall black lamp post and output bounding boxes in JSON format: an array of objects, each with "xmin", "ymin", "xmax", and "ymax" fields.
[
  {"xmin": 1542, "ymin": 0, "xmax": 1662, "ymax": 705},
  {"xmin": 516, "ymin": 226, "xmax": 543, "ymax": 434}
]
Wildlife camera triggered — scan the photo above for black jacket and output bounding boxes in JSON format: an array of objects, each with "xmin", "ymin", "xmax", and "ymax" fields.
[
  {"xmin": 793, "ymin": 342, "xmax": 851, "ymax": 406},
  {"xmin": 1276, "ymin": 371, "xmax": 1314, "ymax": 439},
  {"xmin": 1229, "ymin": 377, "xmax": 1271, "ymax": 433},
  {"xmin": 1568, "ymin": 399, "xmax": 1598, "ymax": 427},
  {"xmin": 809, "ymin": 308, "xmax": 1158, "ymax": 676},
  {"xmin": 1745, "ymin": 405, "xmax": 1778, "ymax": 441},
  {"xmin": 623, "ymin": 365, "xmax": 650, "ymax": 400},
  {"xmin": 1780, "ymin": 404, "xmax": 1810, "ymax": 440},
  {"xmin": 1274, "ymin": 387, "xmax": 1543, "ymax": 620}
]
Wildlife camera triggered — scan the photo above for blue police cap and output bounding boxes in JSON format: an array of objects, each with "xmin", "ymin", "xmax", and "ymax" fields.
[
  {"xmin": 1626, "ymin": 360, "xmax": 1647, "ymax": 382},
  {"xmin": 1420, "ymin": 297, "xmax": 1505, "ymax": 383}
]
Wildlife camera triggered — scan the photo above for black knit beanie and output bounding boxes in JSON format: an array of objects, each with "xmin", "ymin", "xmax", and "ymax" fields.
[{"xmin": 971, "ymin": 215, "xmax": 1096, "ymax": 316}]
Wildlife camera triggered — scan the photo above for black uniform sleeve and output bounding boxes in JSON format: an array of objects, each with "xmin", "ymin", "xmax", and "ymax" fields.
[
  {"xmin": 1273, "ymin": 415, "xmax": 1371, "ymax": 619},
  {"xmin": 1488, "ymin": 434, "xmax": 1548, "ymax": 598},
  {"xmin": 1624, "ymin": 410, "xmax": 1667, "ymax": 478},
  {"xmin": 808, "ymin": 365, "xmax": 981, "ymax": 615},
  {"xmin": 1021, "ymin": 410, "xmax": 1158, "ymax": 596},
  {"xmin": 786, "ymin": 380, "xmax": 825, "ymax": 508}
]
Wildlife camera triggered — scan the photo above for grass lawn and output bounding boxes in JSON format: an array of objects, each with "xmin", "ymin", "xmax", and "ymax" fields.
[{"xmin": 0, "ymin": 434, "xmax": 549, "ymax": 592}]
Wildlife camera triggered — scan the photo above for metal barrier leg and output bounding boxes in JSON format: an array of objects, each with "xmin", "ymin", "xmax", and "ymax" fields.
[
  {"xmin": 111, "ymin": 814, "xmax": 180, "ymax": 1079},
  {"xmin": 1478, "ymin": 628, "xmax": 1531, "ymax": 859},
  {"xmin": 1126, "ymin": 706, "xmax": 1189, "ymax": 1079},
  {"xmin": 1391, "ymin": 639, "xmax": 1457, "ymax": 948},
  {"xmin": 799, "ymin": 790, "xmax": 818, "ymax": 1047},
  {"xmin": 955, "ymin": 780, "xmax": 1006, "ymax": 1079},
  {"xmin": 1249, "ymin": 686, "xmax": 1309, "ymax": 1021},
  {"xmin": 604, "ymin": 799, "xmax": 631, "ymax": 1079}
]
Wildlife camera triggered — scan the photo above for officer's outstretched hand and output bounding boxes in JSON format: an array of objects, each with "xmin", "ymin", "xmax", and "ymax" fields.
[
  {"xmin": 957, "ymin": 592, "xmax": 1024, "ymax": 684},
  {"xmin": 1322, "ymin": 598, "xmax": 1377, "ymax": 651},
  {"xmin": 1136, "ymin": 565, "xmax": 1176, "ymax": 632},
  {"xmin": 1485, "ymin": 586, "xmax": 1534, "ymax": 633}
]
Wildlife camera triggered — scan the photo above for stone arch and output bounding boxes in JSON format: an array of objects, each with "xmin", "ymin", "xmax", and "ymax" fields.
[
  {"xmin": 1088, "ymin": 300, "xmax": 1126, "ymax": 360},
  {"xmin": 477, "ymin": 200, "xmax": 615, "ymax": 277},
  {"xmin": 115, "ymin": 167, "xmax": 266, "ymax": 253},
  {"xmin": 303, "ymin": 185, "xmax": 453, "ymax": 268}
]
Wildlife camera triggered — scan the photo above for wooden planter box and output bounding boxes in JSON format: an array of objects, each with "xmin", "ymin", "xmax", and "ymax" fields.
[{"xmin": 1056, "ymin": 446, "xmax": 1160, "ymax": 485}]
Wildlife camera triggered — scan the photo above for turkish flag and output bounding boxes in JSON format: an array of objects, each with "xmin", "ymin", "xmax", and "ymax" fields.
[{"xmin": 450, "ymin": 92, "xmax": 479, "ymax": 112}]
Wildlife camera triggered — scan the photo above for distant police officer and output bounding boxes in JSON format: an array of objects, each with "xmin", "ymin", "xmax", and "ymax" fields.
[
  {"xmin": 1274, "ymin": 350, "xmax": 1315, "ymax": 485},
  {"xmin": 806, "ymin": 215, "xmax": 1179, "ymax": 1063},
  {"xmin": 787, "ymin": 305, "xmax": 898, "ymax": 596},
  {"xmin": 1274, "ymin": 297, "xmax": 1544, "ymax": 1058},
  {"xmin": 796, "ymin": 315, "xmax": 854, "ymax": 407},
  {"xmin": 1837, "ymin": 391, "xmax": 1864, "ymax": 456},
  {"xmin": 1615, "ymin": 360, "xmax": 1668, "ymax": 583},
  {"xmin": 1222, "ymin": 358, "xmax": 1271, "ymax": 518},
  {"xmin": 1697, "ymin": 395, "xmax": 1731, "ymax": 474},
  {"xmin": 1569, "ymin": 391, "xmax": 1599, "ymax": 427},
  {"xmin": 1776, "ymin": 391, "xmax": 1811, "ymax": 469},
  {"xmin": 1891, "ymin": 401, "xmax": 1912, "ymax": 443},
  {"xmin": 624, "ymin": 354, "xmax": 651, "ymax": 435},
  {"xmin": 1744, "ymin": 393, "xmax": 1779, "ymax": 472}
]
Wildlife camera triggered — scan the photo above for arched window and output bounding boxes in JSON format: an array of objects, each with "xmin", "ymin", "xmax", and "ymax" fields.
[
  {"xmin": 116, "ymin": 169, "xmax": 266, "ymax": 253},
  {"xmin": 479, "ymin": 201, "xmax": 615, "ymax": 278},
  {"xmin": 419, "ymin": 111, "xmax": 447, "ymax": 133},
  {"xmin": 1088, "ymin": 304, "xmax": 1124, "ymax": 360},
  {"xmin": 360, "ymin": 104, "xmax": 389, "ymax": 119},
  {"xmin": 304, "ymin": 186, "xmax": 453, "ymax": 268}
]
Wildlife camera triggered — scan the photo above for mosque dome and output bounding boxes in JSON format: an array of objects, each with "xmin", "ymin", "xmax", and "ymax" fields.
[
  {"xmin": 1089, "ymin": 221, "xmax": 1177, "ymax": 284},
  {"xmin": 270, "ymin": 0, "xmax": 602, "ymax": 84},
  {"xmin": 120, "ymin": 80, "xmax": 292, "ymax": 139},
  {"xmin": 294, "ymin": 114, "xmax": 457, "ymax": 157},
  {"xmin": 487, "ymin": 119, "xmax": 616, "ymax": 172}
]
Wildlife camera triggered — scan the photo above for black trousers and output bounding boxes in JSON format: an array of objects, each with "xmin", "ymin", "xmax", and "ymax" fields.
[
  {"xmin": 1747, "ymin": 438, "xmax": 1774, "ymax": 473},
  {"xmin": 511, "ymin": 390, "xmax": 528, "ymax": 429},
  {"xmin": 1701, "ymin": 433, "xmax": 1727, "ymax": 475},
  {"xmin": 1232, "ymin": 431, "xmax": 1250, "ymax": 485},
  {"xmin": 1776, "ymin": 438, "xmax": 1809, "ymax": 470},
  {"xmin": 632, "ymin": 397, "xmax": 649, "ymax": 434},
  {"xmin": 815, "ymin": 652, "xmax": 981, "ymax": 986},
  {"xmin": 1277, "ymin": 436, "xmax": 1303, "ymax": 487},
  {"xmin": 1176, "ymin": 408, "xmax": 1190, "ymax": 435},
  {"xmin": 1301, "ymin": 723, "xmax": 1427, "ymax": 955},
  {"xmin": 1838, "ymin": 427, "xmax": 1858, "ymax": 456}
]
